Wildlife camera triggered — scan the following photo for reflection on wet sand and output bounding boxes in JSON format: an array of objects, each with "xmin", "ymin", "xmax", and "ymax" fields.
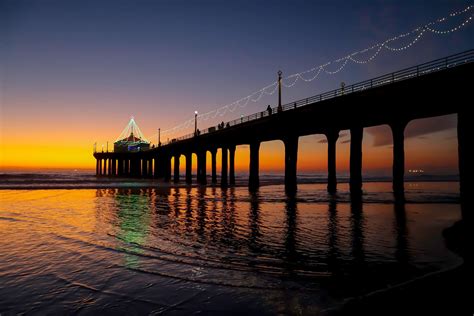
[
  {"xmin": 95, "ymin": 187, "xmax": 435, "ymax": 287},
  {"xmin": 0, "ymin": 183, "xmax": 462, "ymax": 314},
  {"xmin": 96, "ymin": 187, "xmax": 439, "ymax": 278}
]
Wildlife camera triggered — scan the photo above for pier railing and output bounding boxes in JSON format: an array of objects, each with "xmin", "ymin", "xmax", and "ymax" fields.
[
  {"xmin": 94, "ymin": 49, "xmax": 474, "ymax": 152},
  {"xmin": 166, "ymin": 49, "xmax": 473, "ymax": 145}
]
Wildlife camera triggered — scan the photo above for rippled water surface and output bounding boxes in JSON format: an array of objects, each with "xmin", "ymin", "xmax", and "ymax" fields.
[{"xmin": 0, "ymin": 182, "xmax": 461, "ymax": 314}]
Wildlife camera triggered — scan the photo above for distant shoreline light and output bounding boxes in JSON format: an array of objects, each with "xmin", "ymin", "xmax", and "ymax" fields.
[{"xmin": 408, "ymin": 169, "xmax": 425, "ymax": 173}]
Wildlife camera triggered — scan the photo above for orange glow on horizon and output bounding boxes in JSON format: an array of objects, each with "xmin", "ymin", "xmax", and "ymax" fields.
[{"xmin": 1, "ymin": 118, "xmax": 459, "ymax": 174}]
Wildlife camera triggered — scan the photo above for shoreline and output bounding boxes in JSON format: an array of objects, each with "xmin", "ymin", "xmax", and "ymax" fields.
[{"xmin": 0, "ymin": 178, "xmax": 461, "ymax": 191}]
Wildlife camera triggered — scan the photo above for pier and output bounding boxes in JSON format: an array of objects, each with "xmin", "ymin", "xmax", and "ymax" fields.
[{"xmin": 94, "ymin": 50, "xmax": 473, "ymax": 218}]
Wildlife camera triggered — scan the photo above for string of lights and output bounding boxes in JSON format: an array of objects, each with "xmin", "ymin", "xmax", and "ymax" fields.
[
  {"xmin": 148, "ymin": 4, "xmax": 473, "ymax": 141},
  {"xmin": 150, "ymin": 80, "xmax": 281, "ymax": 137}
]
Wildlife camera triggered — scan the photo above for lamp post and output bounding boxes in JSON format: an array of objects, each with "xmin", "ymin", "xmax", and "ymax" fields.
[
  {"xmin": 158, "ymin": 128, "xmax": 161, "ymax": 146},
  {"xmin": 194, "ymin": 111, "xmax": 198, "ymax": 136},
  {"xmin": 278, "ymin": 70, "xmax": 283, "ymax": 112}
]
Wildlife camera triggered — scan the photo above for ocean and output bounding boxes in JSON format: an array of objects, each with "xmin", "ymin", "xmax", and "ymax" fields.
[{"xmin": 0, "ymin": 171, "xmax": 463, "ymax": 314}]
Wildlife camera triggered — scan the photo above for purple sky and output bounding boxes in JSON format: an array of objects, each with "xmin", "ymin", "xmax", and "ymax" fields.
[{"xmin": 1, "ymin": 0, "xmax": 472, "ymax": 171}]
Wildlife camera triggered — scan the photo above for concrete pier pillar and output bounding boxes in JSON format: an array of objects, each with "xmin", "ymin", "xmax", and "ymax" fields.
[
  {"xmin": 391, "ymin": 122, "xmax": 407, "ymax": 195},
  {"xmin": 229, "ymin": 145, "xmax": 236, "ymax": 185},
  {"xmin": 112, "ymin": 159, "xmax": 116, "ymax": 176},
  {"xmin": 350, "ymin": 127, "xmax": 363, "ymax": 195},
  {"xmin": 221, "ymin": 147, "xmax": 228, "ymax": 187},
  {"xmin": 210, "ymin": 148, "xmax": 217, "ymax": 184},
  {"xmin": 102, "ymin": 159, "xmax": 107, "ymax": 176},
  {"xmin": 145, "ymin": 159, "xmax": 149, "ymax": 177},
  {"xmin": 117, "ymin": 159, "xmax": 123, "ymax": 176},
  {"xmin": 98, "ymin": 159, "xmax": 102, "ymax": 175},
  {"xmin": 128, "ymin": 159, "xmax": 132, "ymax": 177},
  {"xmin": 153, "ymin": 157, "xmax": 159, "ymax": 178},
  {"xmin": 326, "ymin": 130, "xmax": 339, "ymax": 194},
  {"xmin": 174, "ymin": 155, "xmax": 180, "ymax": 183},
  {"xmin": 137, "ymin": 159, "xmax": 143, "ymax": 177},
  {"xmin": 141, "ymin": 158, "xmax": 148, "ymax": 177},
  {"xmin": 127, "ymin": 159, "xmax": 131, "ymax": 176},
  {"xmin": 129, "ymin": 159, "xmax": 135, "ymax": 177},
  {"xmin": 284, "ymin": 136, "xmax": 299, "ymax": 194},
  {"xmin": 185, "ymin": 153, "xmax": 192, "ymax": 184},
  {"xmin": 197, "ymin": 151, "xmax": 207, "ymax": 185},
  {"xmin": 164, "ymin": 156, "xmax": 171, "ymax": 182},
  {"xmin": 129, "ymin": 159, "xmax": 134, "ymax": 177},
  {"xmin": 96, "ymin": 159, "xmax": 99, "ymax": 175},
  {"xmin": 124, "ymin": 159, "xmax": 129, "ymax": 176},
  {"xmin": 108, "ymin": 159, "xmax": 112, "ymax": 176},
  {"xmin": 137, "ymin": 159, "xmax": 142, "ymax": 177},
  {"xmin": 148, "ymin": 159, "xmax": 153, "ymax": 177},
  {"xmin": 458, "ymin": 111, "xmax": 471, "ymax": 223},
  {"xmin": 249, "ymin": 142, "xmax": 260, "ymax": 191}
]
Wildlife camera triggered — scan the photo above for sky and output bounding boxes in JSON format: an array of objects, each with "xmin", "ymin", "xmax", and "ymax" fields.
[{"xmin": 0, "ymin": 0, "xmax": 472, "ymax": 174}]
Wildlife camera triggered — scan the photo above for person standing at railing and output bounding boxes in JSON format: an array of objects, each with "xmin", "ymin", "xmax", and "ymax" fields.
[{"xmin": 267, "ymin": 105, "xmax": 272, "ymax": 115}]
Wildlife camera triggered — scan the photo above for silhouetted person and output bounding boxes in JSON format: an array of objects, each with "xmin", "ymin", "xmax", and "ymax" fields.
[
  {"xmin": 226, "ymin": 122, "xmax": 230, "ymax": 128},
  {"xmin": 267, "ymin": 105, "xmax": 272, "ymax": 115}
]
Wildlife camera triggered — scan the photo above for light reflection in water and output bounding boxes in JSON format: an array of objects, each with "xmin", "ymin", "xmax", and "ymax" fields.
[{"xmin": 0, "ymin": 182, "xmax": 462, "ymax": 314}]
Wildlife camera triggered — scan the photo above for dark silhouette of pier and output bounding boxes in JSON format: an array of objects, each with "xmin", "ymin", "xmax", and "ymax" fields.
[{"xmin": 94, "ymin": 50, "xmax": 473, "ymax": 220}]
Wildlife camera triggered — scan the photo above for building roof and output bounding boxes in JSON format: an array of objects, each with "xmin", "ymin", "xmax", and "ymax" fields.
[{"xmin": 114, "ymin": 117, "xmax": 150, "ymax": 144}]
